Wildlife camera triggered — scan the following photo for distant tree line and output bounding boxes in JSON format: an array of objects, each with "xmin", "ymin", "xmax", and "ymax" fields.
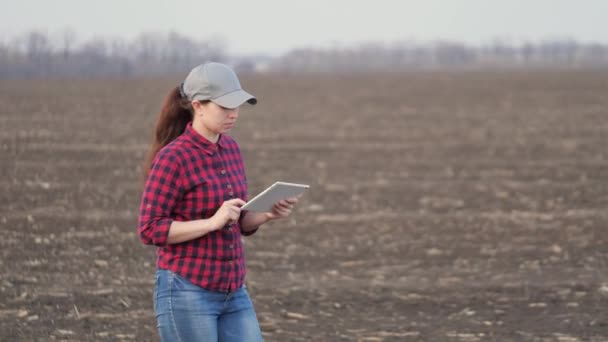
[
  {"xmin": 273, "ymin": 40, "xmax": 608, "ymax": 72},
  {"xmin": 0, "ymin": 30, "xmax": 227, "ymax": 78},
  {"xmin": 1, "ymin": 30, "xmax": 608, "ymax": 78}
]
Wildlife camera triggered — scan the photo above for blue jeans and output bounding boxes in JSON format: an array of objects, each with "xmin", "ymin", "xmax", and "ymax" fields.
[{"xmin": 154, "ymin": 269, "xmax": 263, "ymax": 342}]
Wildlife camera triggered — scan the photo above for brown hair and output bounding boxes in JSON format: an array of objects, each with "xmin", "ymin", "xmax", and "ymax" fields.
[{"xmin": 143, "ymin": 86, "xmax": 193, "ymax": 179}]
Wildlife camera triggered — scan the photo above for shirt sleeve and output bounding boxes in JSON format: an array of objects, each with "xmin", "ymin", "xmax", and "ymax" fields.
[{"xmin": 138, "ymin": 149, "xmax": 183, "ymax": 247}]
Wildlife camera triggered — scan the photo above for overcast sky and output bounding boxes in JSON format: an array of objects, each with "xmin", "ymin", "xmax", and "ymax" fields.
[{"xmin": 1, "ymin": 0, "xmax": 607, "ymax": 55}]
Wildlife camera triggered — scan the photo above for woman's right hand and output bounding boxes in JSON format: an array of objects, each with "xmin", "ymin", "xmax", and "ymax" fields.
[{"xmin": 210, "ymin": 198, "xmax": 246, "ymax": 229}]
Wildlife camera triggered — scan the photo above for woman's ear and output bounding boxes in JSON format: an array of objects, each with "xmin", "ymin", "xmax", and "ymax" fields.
[
  {"xmin": 191, "ymin": 100, "xmax": 201, "ymax": 111},
  {"xmin": 191, "ymin": 101, "xmax": 204, "ymax": 116}
]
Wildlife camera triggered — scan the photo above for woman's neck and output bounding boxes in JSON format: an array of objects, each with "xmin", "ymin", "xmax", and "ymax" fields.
[{"xmin": 192, "ymin": 120, "xmax": 219, "ymax": 144}]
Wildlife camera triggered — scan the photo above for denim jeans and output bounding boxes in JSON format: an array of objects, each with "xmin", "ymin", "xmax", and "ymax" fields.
[{"xmin": 154, "ymin": 269, "xmax": 263, "ymax": 342}]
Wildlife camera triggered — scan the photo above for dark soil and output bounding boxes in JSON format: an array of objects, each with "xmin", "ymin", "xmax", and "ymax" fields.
[{"xmin": 1, "ymin": 71, "xmax": 607, "ymax": 341}]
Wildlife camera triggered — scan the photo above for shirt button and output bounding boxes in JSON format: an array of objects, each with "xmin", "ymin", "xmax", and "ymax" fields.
[
  {"xmin": 229, "ymin": 192, "xmax": 234, "ymax": 196},
  {"xmin": 220, "ymin": 170, "xmax": 226, "ymax": 175},
  {"xmin": 229, "ymin": 244, "xmax": 234, "ymax": 249},
  {"xmin": 227, "ymin": 184, "xmax": 232, "ymax": 189}
]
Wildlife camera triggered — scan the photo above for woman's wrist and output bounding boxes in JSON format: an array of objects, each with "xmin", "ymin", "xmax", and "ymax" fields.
[{"xmin": 204, "ymin": 216, "xmax": 225, "ymax": 233}]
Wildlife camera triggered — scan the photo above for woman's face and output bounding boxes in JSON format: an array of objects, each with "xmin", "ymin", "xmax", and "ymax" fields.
[{"xmin": 193, "ymin": 101, "xmax": 240, "ymax": 135}]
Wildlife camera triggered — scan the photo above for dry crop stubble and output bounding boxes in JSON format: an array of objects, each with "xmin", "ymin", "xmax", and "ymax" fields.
[{"xmin": 0, "ymin": 70, "xmax": 607, "ymax": 340}]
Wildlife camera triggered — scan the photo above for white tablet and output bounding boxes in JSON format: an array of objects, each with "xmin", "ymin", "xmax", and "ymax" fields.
[{"xmin": 242, "ymin": 181, "xmax": 309, "ymax": 212}]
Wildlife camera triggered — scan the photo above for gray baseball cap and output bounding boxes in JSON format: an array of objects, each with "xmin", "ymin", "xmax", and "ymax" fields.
[{"xmin": 181, "ymin": 62, "xmax": 257, "ymax": 109}]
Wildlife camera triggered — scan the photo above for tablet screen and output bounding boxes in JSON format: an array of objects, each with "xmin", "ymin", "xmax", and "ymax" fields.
[{"xmin": 241, "ymin": 181, "xmax": 309, "ymax": 212}]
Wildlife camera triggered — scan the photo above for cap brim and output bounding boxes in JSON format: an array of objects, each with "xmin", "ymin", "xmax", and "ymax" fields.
[{"xmin": 212, "ymin": 89, "xmax": 257, "ymax": 109}]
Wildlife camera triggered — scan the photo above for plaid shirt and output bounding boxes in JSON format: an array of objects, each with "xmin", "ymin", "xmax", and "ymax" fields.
[{"xmin": 138, "ymin": 122, "xmax": 256, "ymax": 292}]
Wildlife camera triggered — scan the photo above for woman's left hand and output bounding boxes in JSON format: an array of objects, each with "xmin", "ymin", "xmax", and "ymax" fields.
[{"xmin": 265, "ymin": 197, "xmax": 299, "ymax": 220}]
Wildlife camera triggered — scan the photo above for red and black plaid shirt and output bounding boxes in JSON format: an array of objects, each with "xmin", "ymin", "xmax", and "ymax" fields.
[{"xmin": 138, "ymin": 122, "xmax": 256, "ymax": 292}]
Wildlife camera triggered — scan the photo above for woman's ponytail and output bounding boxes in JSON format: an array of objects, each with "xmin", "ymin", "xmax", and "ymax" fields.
[{"xmin": 143, "ymin": 86, "xmax": 192, "ymax": 179}]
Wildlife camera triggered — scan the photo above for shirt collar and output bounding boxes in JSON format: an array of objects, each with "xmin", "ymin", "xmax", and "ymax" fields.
[{"xmin": 184, "ymin": 122, "xmax": 226, "ymax": 154}]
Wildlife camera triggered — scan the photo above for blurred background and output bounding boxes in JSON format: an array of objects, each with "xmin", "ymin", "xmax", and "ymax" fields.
[
  {"xmin": 1, "ymin": 1, "xmax": 607, "ymax": 341},
  {"xmin": 2, "ymin": 0, "xmax": 608, "ymax": 76}
]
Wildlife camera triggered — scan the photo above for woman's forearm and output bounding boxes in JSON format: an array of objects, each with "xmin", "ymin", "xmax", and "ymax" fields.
[
  {"xmin": 241, "ymin": 212, "xmax": 271, "ymax": 232},
  {"xmin": 166, "ymin": 218, "xmax": 221, "ymax": 244}
]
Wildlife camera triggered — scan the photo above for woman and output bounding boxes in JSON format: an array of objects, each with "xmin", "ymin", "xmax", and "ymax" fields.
[{"xmin": 138, "ymin": 62, "xmax": 298, "ymax": 341}]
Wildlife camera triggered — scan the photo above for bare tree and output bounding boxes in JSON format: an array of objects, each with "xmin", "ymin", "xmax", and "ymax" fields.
[{"xmin": 60, "ymin": 29, "xmax": 77, "ymax": 61}]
